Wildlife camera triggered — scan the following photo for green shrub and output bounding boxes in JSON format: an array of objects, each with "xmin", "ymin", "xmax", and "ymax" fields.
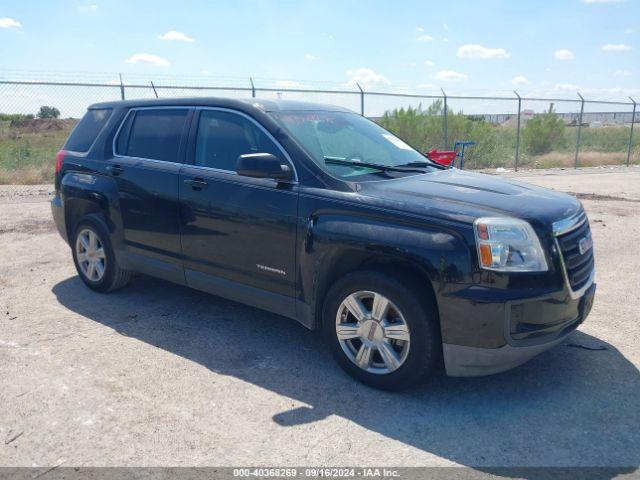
[
  {"xmin": 37, "ymin": 106, "xmax": 61, "ymax": 119},
  {"xmin": 567, "ymin": 126, "xmax": 635, "ymax": 152},
  {"xmin": 377, "ymin": 100, "xmax": 515, "ymax": 168},
  {"xmin": 0, "ymin": 113, "xmax": 35, "ymax": 122},
  {"xmin": 522, "ymin": 106, "xmax": 567, "ymax": 155}
]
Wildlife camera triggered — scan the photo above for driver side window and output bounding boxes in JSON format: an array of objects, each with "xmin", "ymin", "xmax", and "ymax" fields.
[{"xmin": 195, "ymin": 110, "xmax": 280, "ymax": 171}]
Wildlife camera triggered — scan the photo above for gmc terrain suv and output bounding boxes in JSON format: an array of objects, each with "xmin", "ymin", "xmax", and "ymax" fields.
[{"xmin": 51, "ymin": 98, "xmax": 596, "ymax": 389}]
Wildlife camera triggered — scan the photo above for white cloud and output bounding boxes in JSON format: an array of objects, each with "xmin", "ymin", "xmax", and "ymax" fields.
[
  {"xmin": 303, "ymin": 53, "xmax": 316, "ymax": 60},
  {"xmin": 601, "ymin": 43, "xmax": 632, "ymax": 52},
  {"xmin": 624, "ymin": 28, "xmax": 636, "ymax": 34},
  {"xmin": 424, "ymin": 60, "xmax": 435, "ymax": 67},
  {"xmin": 512, "ymin": 75, "xmax": 529, "ymax": 85},
  {"xmin": 443, "ymin": 23, "xmax": 449, "ymax": 32},
  {"xmin": 124, "ymin": 53, "xmax": 170, "ymax": 67},
  {"xmin": 346, "ymin": 67, "xmax": 390, "ymax": 87},
  {"xmin": 457, "ymin": 44, "xmax": 510, "ymax": 59},
  {"xmin": 583, "ymin": 0, "xmax": 625, "ymax": 3},
  {"xmin": 159, "ymin": 30, "xmax": 195, "ymax": 42},
  {"xmin": 416, "ymin": 26, "xmax": 424, "ymax": 33},
  {"xmin": 418, "ymin": 83, "xmax": 435, "ymax": 89},
  {"xmin": 416, "ymin": 34, "xmax": 433, "ymax": 42},
  {"xmin": 554, "ymin": 49, "xmax": 575, "ymax": 60},
  {"xmin": 613, "ymin": 69, "xmax": 632, "ymax": 77},
  {"xmin": 275, "ymin": 80, "xmax": 303, "ymax": 88},
  {"xmin": 0, "ymin": 17, "xmax": 21, "ymax": 28},
  {"xmin": 442, "ymin": 37, "xmax": 449, "ymax": 43},
  {"xmin": 79, "ymin": 4, "xmax": 98, "ymax": 13},
  {"xmin": 554, "ymin": 83, "xmax": 580, "ymax": 93},
  {"xmin": 434, "ymin": 69, "xmax": 468, "ymax": 82},
  {"xmin": 200, "ymin": 69, "xmax": 210, "ymax": 75}
]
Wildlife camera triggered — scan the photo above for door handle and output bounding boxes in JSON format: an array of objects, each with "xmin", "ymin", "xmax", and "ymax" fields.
[
  {"xmin": 106, "ymin": 164, "xmax": 124, "ymax": 176},
  {"xmin": 184, "ymin": 177, "xmax": 208, "ymax": 190}
]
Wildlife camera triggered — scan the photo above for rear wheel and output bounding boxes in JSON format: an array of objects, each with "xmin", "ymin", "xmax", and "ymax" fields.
[
  {"xmin": 323, "ymin": 270, "xmax": 440, "ymax": 390},
  {"xmin": 72, "ymin": 218, "xmax": 130, "ymax": 293}
]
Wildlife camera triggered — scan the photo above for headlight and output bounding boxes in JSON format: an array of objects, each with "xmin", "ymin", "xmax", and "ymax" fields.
[{"xmin": 473, "ymin": 217, "xmax": 548, "ymax": 272}]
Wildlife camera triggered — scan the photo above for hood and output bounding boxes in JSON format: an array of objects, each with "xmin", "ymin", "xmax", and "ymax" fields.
[{"xmin": 358, "ymin": 169, "xmax": 582, "ymax": 232}]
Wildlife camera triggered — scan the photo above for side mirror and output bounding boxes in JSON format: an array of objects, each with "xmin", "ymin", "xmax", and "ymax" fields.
[{"xmin": 236, "ymin": 153, "xmax": 293, "ymax": 181}]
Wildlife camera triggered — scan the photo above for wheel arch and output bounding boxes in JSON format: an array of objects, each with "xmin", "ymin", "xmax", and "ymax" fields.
[
  {"xmin": 60, "ymin": 172, "xmax": 121, "ymax": 246},
  {"xmin": 64, "ymin": 196, "xmax": 110, "ymax": 241},
  {"xmin": 312, "ymin": 248, "xmax": 440, "ymax": 331}
]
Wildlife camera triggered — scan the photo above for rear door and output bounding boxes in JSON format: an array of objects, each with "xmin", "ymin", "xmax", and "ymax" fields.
[
  {"xmin": 109, "ymin": 107, "xmax": 192, "ymax": 283},
  {"xmin": 179, "ymin": 108, "xmax": 299, "ymax": 314}
]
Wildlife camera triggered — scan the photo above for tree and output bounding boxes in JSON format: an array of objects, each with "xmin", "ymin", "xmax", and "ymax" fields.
[
  {"xmin": 522, "ymin": 105, "xmax": 566, "ymax": 155},
  {"xmin": 37, "ymin": 106, "xmax": 60, "ymax": 119}
]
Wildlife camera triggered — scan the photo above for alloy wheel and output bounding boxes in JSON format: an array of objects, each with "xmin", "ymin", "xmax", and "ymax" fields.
[
  {"xmin": 75, "ymin": 228, "xmax": 106, "ymax": 282},
  {"xmin": 335, "ymin": 290, "xmax": 411, "ymax": 375}
]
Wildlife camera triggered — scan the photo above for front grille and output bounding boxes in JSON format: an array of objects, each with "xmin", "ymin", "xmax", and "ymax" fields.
[{"xmin": 555, "ymin": 217, "xmax": 594, "ymax": 291}]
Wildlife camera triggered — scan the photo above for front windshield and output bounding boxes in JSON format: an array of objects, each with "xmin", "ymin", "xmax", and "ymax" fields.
[{"xmin": 270, "ymin": 111, "xmax": 433, "ymax": 179}]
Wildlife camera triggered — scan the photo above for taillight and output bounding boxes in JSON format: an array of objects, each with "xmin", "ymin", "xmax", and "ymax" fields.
[{"xmin": 55, "ymin": 150, "xmax": 67, "ymax": 174}]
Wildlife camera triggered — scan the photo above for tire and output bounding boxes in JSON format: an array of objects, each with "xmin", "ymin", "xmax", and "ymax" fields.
[
  {"xmin": 323, "ymin": 270, "xmax": 441, "ymax": 390},
  {"xmin": 71, "ymin": 217, "xmax": 131, "ymax": 293}
]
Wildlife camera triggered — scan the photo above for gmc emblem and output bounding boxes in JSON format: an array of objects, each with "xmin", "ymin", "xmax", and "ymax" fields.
[{"xmin": 578, "ymin": 235, "xmax": 593, "ymax": 255}]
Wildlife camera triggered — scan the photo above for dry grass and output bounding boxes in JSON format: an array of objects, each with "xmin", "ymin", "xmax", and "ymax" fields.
[
  {"xmin": 0, "ymin": 164, "xmax": 53, "ymax": 185},
  {"xmin": 518, "ymin": 150, "xmax": 639, "ymax": 170},
  {"xmin": 0, "ymin": 119, "xmax": 73, "ymax": 185}
]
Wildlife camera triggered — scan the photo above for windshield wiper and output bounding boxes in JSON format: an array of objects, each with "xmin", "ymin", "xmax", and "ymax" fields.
[
  {"xmin": 396, "ymin": 160, "xmax": 443, "ymax": 169},
  {"xmin": 324, "ymin": 157, "xmax": 429, "ymax": 173}
]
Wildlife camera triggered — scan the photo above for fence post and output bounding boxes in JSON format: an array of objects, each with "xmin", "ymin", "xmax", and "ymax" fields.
[
  {"xmin": 250, "ymin": 77, "xmax": 256, "ymax": 98},
  {"xmin": 356, "ymin": 83, "xmax": 364, "ymax": 116},
  {"xmin": 513, "ymin": 90, "xmax": 522, "ymax": 172},
  {"xmin": 441, "ymin": 88, "xmax": 448, "ymax": 149},
  {"xmin": 574, "ymin": 92, "xmax": 585, "ymax": 169},
  {"xmin": 627, "ymin": 97, "xmax": 637, "ymax": 167},
  {"xmin": 119, "ymin": 73, "xmax": 125, "ymax": 100}
]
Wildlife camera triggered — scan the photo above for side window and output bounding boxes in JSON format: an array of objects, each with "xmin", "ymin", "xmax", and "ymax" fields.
[
  {"xmin": 64, "ymin": 108, "xmax": 113, "ymax": 152},
  {"xmin": 119, "ymin": 109, "xmax": 188, "ymax": 162},
  {"xmin": 195, "ymin": 110, "xmax": 281, "ymax": 171}
]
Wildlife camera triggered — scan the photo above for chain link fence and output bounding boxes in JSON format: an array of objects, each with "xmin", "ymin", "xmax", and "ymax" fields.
[{"xmin": 0, "ymin": 70, "xmax": 638, "ymax": 184}]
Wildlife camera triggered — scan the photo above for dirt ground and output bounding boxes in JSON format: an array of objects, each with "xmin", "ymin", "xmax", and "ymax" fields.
[{"xmin": 0, "ymin": 165, "xmax": 639, "ymax": 472}]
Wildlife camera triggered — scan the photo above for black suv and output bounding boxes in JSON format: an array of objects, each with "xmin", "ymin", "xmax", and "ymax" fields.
[{"xmin": 51, "ymin": 98, "xmax": 596, "ymax": 389}]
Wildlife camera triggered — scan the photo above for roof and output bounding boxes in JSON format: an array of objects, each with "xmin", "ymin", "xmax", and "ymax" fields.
[{"xmin": 89, "ymin": 97, "xmax": 353, "ymax": 113}]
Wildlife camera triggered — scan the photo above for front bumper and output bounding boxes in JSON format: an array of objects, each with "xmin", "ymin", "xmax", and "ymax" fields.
[{"xmin": 443, "ymin": 282, "xmax": 596, "ymax": 377}]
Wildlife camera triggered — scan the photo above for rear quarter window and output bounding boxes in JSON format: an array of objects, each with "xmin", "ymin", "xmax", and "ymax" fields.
[{"xmin": 64, "ymin": 108, "xmax": 113, "ymax": 152}]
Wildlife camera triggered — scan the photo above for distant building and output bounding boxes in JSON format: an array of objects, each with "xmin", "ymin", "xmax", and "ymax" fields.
[{"xmin": 480, "ymin": 110, "xmax": 638, "ymax": 126}]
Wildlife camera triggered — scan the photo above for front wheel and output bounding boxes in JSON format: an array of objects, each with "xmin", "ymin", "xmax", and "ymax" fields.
[{"xmin": 323, "ymin": 270, "xmax": 441, "ymax": 390}]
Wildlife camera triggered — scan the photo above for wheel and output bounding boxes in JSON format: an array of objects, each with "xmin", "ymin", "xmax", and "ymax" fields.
[
  {"xmin": 71, "ymin": 218, "xmax": 130, "ymax": 293},
  {"xmin": 323, "ymin": 270, "xmax": 441, "ymax": 390}
]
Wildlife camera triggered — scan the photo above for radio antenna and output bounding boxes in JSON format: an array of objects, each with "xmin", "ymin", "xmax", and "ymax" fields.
[{"xmin": 150, "ymin": 81, "xmax": 159, "ymax": 98}]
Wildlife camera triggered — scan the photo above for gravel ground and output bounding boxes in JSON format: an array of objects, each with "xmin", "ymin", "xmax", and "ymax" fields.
[{"xmin": 0, "ymin": 166, "xmax": 639, "ymax": 473}]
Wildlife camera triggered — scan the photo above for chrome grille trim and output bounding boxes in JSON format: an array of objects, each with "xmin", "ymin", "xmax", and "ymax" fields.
[
  {"xmin": 552, "ymin": 211, "xmax": 595, "ymax": 300},
  {"xmin": 552, "ymin": 210, "xmax": 587, "ymax": 236}
]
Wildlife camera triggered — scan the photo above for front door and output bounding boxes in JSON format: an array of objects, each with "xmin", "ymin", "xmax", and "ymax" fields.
[{"xmin": 179, "ymin": 108, "xmax": 299, "ymax": 315}]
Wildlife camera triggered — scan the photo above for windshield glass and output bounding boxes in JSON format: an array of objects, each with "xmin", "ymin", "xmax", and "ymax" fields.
[{"xmin": 269, "ymin": 111, "xmax": 433, "ymax": 179}]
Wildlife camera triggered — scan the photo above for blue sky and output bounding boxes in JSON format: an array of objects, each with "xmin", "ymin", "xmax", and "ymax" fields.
[{"xmin": 0, "ymin": 0, "xmax": 638, "ymax": 100}]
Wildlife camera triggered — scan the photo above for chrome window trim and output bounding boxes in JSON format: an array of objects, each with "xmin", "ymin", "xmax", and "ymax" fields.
[
  {"xmin": 112, "ymin": 105, "xmax": 298, "ymax": 182},
  {"xmin": 552, "ymin": 210, "xmax": 594, "ymax": 299},
  {"xmin": 191, "ymin": 106, "xmax": 298, "ymax": 182},
  {"xmin": 112, "ymin": 106, "xmax": 191, "ymax": 164}
]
